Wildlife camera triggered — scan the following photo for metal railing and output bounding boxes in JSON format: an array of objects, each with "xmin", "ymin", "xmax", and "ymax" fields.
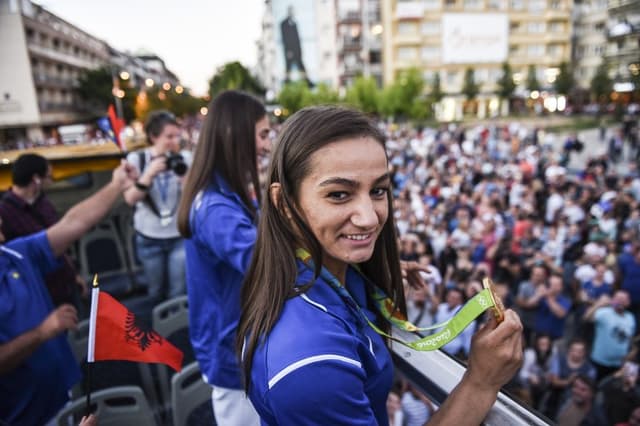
[{"xmin": 390, "ymin": 327, "xmax": 552, "ymax": 426}]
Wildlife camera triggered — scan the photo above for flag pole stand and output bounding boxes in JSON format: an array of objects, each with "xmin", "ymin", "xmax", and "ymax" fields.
[
  {"xmin": 86, "ymin": 274, "xmax": 99, "ymax": 417},
  {"xmin": 85, "ymin": 361, "xmax": 92, "ymax": 416}
]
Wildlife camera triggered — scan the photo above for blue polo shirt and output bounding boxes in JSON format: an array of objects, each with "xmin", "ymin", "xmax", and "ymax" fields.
[
  {"xmin": 0, "ymin": 231, "xmax": 81, "ymax": 426},
  {"xmin": 248, "ymin": 263, "xmax": 393, "ymax": 425},
  {"xmin": 534, "ymin": 295, "xmax": 572, "ymax": 340},
  {"xmin": 185, "ymin": 177, "xmax": 257, "ymax": 389}
]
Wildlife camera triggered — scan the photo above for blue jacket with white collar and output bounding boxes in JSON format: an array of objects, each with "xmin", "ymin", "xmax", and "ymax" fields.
[
  {"xmin": 248, "ymin": 262, "xmax": 393, "ymax": 425},
  {"xmin": 185, "ymin": 176, "xmax": 257, "ymax": 389}
]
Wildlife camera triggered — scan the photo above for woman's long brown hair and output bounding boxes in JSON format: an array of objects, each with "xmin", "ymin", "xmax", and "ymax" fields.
[
  {"xmin": 236, "ymin": 106, "xmax": 405, "ymax": 392},
  {"xmin": 177, "ymin": 90, "xmax": 266, "ymax": 237}
]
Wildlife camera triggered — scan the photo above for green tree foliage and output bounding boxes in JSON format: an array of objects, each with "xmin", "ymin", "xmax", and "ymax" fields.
[
  {"xmin": 76, "ymin": 66, "xmax": 140, "ymax": 121},
  {"xmin": 75, "ymin": 66, "xmax": 114, "ymax": 111},
  {"xmin": 497, "ymin": 62, "xmax": 516, "ymax": 99},
  {"xmin": 345, "ymin": 76, "xmax": 380, "ymax": 114},
  {"xmin": 208, "ymin": 61, "xmax": 265, "ymax": 98},
  {"xmin": 554, "ymin": 62, "xmax": 574, "ymax": 96},
  {"xmin": 119, "ymin": 83, "xmax": 138, "ymax": 123},
  {"xmin": 304, "ymin": 83, "xmax": 339, "ymax": 106},
  {"xmin": 379, "ymin": 68, "xmax": 425, "ymax": 119},
  {"xmin": 590, "ymin": 62, "xmax": 612, "ymax": 102},
  {"xmin": 429, "ymin": 73, "xmax": 444, "ymax": 103},
  {"xmin": 462, "ymin": 68, "xmax": 479, "ymax": 100},
  {"xmin": 278, "ymin": 81, "xmax": 311, "ymax": 115},
  {"xmin": 526, "ymin": 65, "xmax": 540, "ymax": 92},
  {"xmin": 135, "ymin": 86, "xmax": 205, "ymax": 122}
]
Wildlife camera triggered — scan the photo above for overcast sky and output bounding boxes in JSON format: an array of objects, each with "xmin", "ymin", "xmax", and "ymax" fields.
[{"xmin": 38, "ymin": 0, "xmax": 265, "ymax": 96}]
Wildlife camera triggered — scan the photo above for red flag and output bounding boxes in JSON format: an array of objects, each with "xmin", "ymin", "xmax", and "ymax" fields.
[
  {"xmin": 107, "ymin": 104, "xmax": 126, "ymax": 151},
  {"xmin": 89, "ymin": 291, "xmax": 183, "ymax": 372}
]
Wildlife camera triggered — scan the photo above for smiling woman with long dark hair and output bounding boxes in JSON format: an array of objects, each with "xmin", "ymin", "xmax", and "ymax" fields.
[{"xmin": 237, "ymin": 106, "xmax": 524, "ymax": 425}]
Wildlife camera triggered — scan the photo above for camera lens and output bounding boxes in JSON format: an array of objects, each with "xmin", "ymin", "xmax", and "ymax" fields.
[{"xmin": 166, "ymin": 153, "xmax": 188, "ymax": 176}]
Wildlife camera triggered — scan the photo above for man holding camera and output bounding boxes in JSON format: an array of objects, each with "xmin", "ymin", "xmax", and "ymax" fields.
[{"xmin": 124, "ymin": 110, "xmax": 191, "ymax": 303}]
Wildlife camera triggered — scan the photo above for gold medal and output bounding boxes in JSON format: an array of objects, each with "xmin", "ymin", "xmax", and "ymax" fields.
[{"xmin": 482, "ymin": 278, "xmax": 505, "ymax": 323}]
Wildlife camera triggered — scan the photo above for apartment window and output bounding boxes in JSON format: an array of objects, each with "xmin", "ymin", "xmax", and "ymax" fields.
[
  {"xmin": 550, "ymin": 0, "xmax": 562, "ymax": 9},
  {"xmin": 52, "ymin": 38, "xmax": 60, "ymax": 48},
  {"xmin": 421, "ymin": 46, "xmax": 441, "ymax": 60},
  {"xmin": 510, "ymin": 0, "xmax": 524, "ymax": 9},
  {"xmin": 527, "ymin": 44, "xmax": 545, "ymax": 56},
  {"xmin": 527, "ymin": 22, "xmax": 546, "ymax": 33},
  {"xmin": 528, "ymin": 0, "xmax": 545, "ymax": 12},
  {"xmin": 370, "ymin": 50, "xmax": 382, "ymax": 64},
  {"xmin": 424, "ymin": 0, "xmax": 441, "ymax": 10},
  {"xmin": 422, "ymin": 21, "xmax": 440, "ymax": 35},
  {"xmin": 398, "ymin": 22, "xmax": 418, "ymax": 35},
  {"xmin": 549, "ymin": 21, "xmax": 563, "ymax": 32},
  {"xmin": 594, "ymin": 44, "xmax": 604, "ymax": 56},
  {"xmin": 446, "ymin": 71, "xmax": 459, "ymax": 85},
  {"xmin": 595, "ymin": 22, "xmax": 605, "ymax": 32},
  {"xmin": 510, "ymin": 22, "xmax": 521, "ymax": 32},
  {"xmin": 489, "ymin": 68, "xmax": 502, "ymax": 82},
  {"xmin": 445, "ymin": 0, "xmax": 457, "ymax": 8},
  {"xmin": 397, "ymin": 47, "xmax": 418, "ymax": 61},
  {"xmin": 547, "ymin": 44, "xmax": 562, "ymax": 56},
  {"xmin": 423, "ymin": 70, "xmax": 436, "ymax": 82},
  {"xmin": 463, "ymin": 0, "xmax": 482, "ymax": 9},
  {"xmin": 489, "ymin": 0, "xmax": 507, "ymax": 9},
  {"xmin": 576, "ymin": 46, "xmax": 585, "ymax": 59},
  {"xmin": 475, "ymin": 68, "xmax": 489, "ymax": 82},
  {"xmin": 509, "ymin": 45, "xmax": 521, "ymax": 55}
]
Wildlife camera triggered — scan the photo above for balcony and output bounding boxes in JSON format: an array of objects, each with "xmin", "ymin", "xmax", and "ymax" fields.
[
  {"xmin": 28, "ymin": 42, "xmax": 102, "ymax": 70},
  {"xmin": 337, "ymin": 36, "xmax": 362, "ymax": 52},
  {"xmin": 38, "ymin": 101, "xmax": 73, "ymax": 113},
  {"xmin": 608, "ymin": 22, "xmax": 639, "ymax": 38},
  {"xmin": 608, "ymin": 0, "xmax": 640, "ymax": 11},
  {"xmin": 338, "ymin": 11, "xmax": 361, "ymax": 25},
  {"xmin": 32, "ymin": 73, "xmax": 78, "ymax": 89}
]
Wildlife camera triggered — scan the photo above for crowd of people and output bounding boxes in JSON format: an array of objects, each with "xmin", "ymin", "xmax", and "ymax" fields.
[
  {"xmin": 382, "ymin": 114, "xmax": 640, "ymax": 425},
  {"xmin": 1, "ymin": 89, "xmax": 639, "ymax": 425}
]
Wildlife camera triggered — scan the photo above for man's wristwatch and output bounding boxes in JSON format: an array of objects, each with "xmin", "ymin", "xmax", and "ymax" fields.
[{"xmin": 135, "ymin": 181, "xmax": 150, "ymax": 192}]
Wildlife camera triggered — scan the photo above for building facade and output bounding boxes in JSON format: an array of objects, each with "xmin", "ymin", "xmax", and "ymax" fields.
[
  {"xmin": 382, "ymin": 0, "xmax": 573, "ymax": 121},
  {"xmin": 1, "ymin": 0, "xmax": 110, "ymax": 146},
  {"xmin": 0, "ymin": 0, "xmax": 180, "ymax": 148},
  {"xmin": 335, "ymin": 0, "xmax": 384, "ymax": 88},
  {"xmin": 606, "ymin": 0, "xmax": 639, "ymax": 96},
  {"xmin": 572, "ymin": 0, "xmax": 608, "ymax": 92}
]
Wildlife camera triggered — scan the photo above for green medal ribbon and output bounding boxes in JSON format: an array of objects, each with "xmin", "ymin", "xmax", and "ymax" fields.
[{"xmin": 296, "ymin": 248, "xmax": 498, "ymax": 351}]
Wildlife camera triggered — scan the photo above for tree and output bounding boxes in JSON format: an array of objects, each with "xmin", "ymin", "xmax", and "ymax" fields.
[
  {"xmin": 429, "ymin": 73, "xmax": 444, "ymax": 104},
  {"xmin": 345, "ymin": 76, "xmax": 380, "ymax": 114},
  {"xmin": 379, "ymin": 68, "xmax": 425, "ymax": 119},
  {"xmin": 305, "ymin": 83, "xmax": 339, "ymax": 106},
  {"xmin": 278, "ymin": 81, "xmax": 311, "ymax": 115},
  {"xmin": 497, "ymin": 62, "xmax": 516, "ymax": 100},
  {"xmin": 590, "ymin": 62, "xmax": 612, "ymax": 103},
  {"xmin": 554, "ymin": 61, "xmax": 574, "ymax": 96},
  {"xmin": 462, "ymin": 68, "xmax": 479, "ymax": 100},
  {"xmin": 75, "ymin": 66, "xmax": 114, "ymax": 112},
  {"xmin": 208, "ymin": 61, "xmax": 265, "ymax": 98},
  {"xmin": 526, "ymin": 65, "xmax": 540, "ymax": 92}
]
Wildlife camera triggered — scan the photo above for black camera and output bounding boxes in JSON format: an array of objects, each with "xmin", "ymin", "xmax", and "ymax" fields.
[{"xmin": 165, "ymin": 152, "xmax": 188, "ymax": 176}]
